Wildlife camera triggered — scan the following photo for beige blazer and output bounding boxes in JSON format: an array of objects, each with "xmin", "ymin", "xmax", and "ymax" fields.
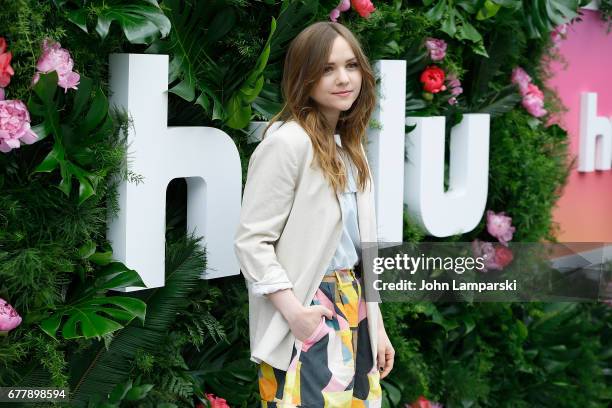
[{"xmin": 233, "ymin": 120, "xmax": 379, "ymax": 371}]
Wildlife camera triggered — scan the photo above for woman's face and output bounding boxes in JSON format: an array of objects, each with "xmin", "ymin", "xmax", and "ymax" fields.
[{"xmin": 309, "ymin": 35, "xmax": 362, "ymax": 128}]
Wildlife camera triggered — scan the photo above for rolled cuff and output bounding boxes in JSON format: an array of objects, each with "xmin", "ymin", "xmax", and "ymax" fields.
[{"xmin": 249, "ymin": 280, "xmax": 294, "ymax": 297}]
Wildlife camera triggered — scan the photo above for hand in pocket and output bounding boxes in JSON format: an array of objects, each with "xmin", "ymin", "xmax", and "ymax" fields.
[{"xmin": 290, "ymin": 305, "xmax": 333, "ymax": 342}]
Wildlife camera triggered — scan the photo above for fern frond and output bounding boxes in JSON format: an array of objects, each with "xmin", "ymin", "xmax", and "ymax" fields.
[{"xmin": 67, "ymin": 235, "xmax": 206, "ymax": 407}]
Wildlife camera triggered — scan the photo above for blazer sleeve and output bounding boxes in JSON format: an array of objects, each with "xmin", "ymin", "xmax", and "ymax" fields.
[{"xmin": 234, "ymin": 133, "xmax": 299, "ymax": 297}]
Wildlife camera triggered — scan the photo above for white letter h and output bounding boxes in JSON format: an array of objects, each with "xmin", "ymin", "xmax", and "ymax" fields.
[{"xmin": 107, "ymin": 54, "xmax": 242, "ymax": 290}]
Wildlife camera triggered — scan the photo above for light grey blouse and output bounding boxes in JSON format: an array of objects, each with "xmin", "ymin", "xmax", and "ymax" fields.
[{"xmin": 324, "ymin": 133, "xmax": 361, "ymax": 275}]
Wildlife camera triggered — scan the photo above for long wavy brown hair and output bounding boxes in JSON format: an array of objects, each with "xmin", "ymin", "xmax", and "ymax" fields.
[{"xmin": 263, "ymin": 21, "xmax": 376, "ymax": 194}]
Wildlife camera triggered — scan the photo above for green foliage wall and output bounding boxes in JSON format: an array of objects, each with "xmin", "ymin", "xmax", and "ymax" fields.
[{"xmin": 0, "ymin": 1, "xmax": 610, "ymax": 407}]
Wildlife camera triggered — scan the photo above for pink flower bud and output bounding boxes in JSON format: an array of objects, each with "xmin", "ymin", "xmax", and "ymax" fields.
[
  {"xmin": 511, "ymin": 67, "xmax": 532, "ymax": 95},
  {"xmin": 425, "ymin": 38, "xmax": 447, "ymax": 62},
  {"xmin": 486, "ymin": 210, "xmax": 516, "ymax": 245},
  {"xmin": 0, "ymin": 298, "xmax": 22, "ymax": 332}
]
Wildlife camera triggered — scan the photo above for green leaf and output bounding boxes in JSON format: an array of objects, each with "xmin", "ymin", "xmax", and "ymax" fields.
[
  {"xmin": 476, "ymin": 88, "xmax": 523, "ymax": 118},
  {"xmin": 32, "ymin": 71, "xmax": 59, "ymax": 102},
  {"xmin": 124, "ymin": 384, "xmax": 154, "ymax": 401},
  {"xmin": 31, "ymin": 123, "xmax": 49, "ymax": 142},
  {"xmin": 70, "ymin": 76, "xmax": 94, "ymax": 121},
  {"xmin": 225, "ymin": 96, "xmax": 252, "ymax": 129},
  {"xmin": 66, "ymin": 8, "xmax": 88, "ymax": 33},
  {"xmin": 204, "ymin": 8, "xmax": 236, "ymax": 45},
  {"xmin": 57, "ymin": 296, "xmax": 147, "ymax": 339},
  {"xmin": 78, "ymin": 240, "xmax": 97, "ymax": 259},
  {"xmin": 62, "ymin": 306, "xmax": 124, "ymax": 339},
  {"xmin": 492, "ymin": 0, "xmax": 521, "ymax": 7},
  {"xmin": 458, "ymin": 20, "xmax": 483, "ymax": 43},
  {"xmin": 149, "ymin": 0, "xmax": 226, "ymax": 120},
  {"xmin": 381, "ymin": 380, "xmax": 402, "ymax": 405},
  {"xmin": 195, "ymin": 92, "xmax": 210, "ymax": 111},
  {"xmin": 77, "ymin": 180, "xmax": 94, "ymax": 204},
  {"xmin": 58, "ymin": 163, "xmax": 73, "ymax": 196},
  {"xmin": 68, "ymin": 237, "xmax": 205, "ymax": 405},
  {"xmin": 39, "ymin": 313, "xmax": 62, "ymax": 340},
  {"xmin": 269, "ymin": 0, "xmax": 317, "ymax": 61},
  {"xmin": 225, "ymin": 17, "xmax": 276, "ymax": 129},
  {"xmin": 34, "ymin": 144, "xmax": 62, "ymax": 173},
  {"xmin": 169, "ymin": 79, "xmax": 196, "ymax": 102},
  {"xmin": 425, "ymin": 0, "xmax": 447, "ymax": 21},
  {"xmin": 95, "ymin": 1, "xmax": 171, "ymax": 44},
  {"xmin": 463, "ymin": 316, "xmax": 476, "ymax": 334},
  {"xmin": 80, "ymin": 89, "xmax": 109, "ymax": 134},
  {"xmin": 108, "ymin": 380, "xmax": 132, "ymax": 403},
  {"xmin": 523, "ymin": 0, "xmax": 580, "ymax": 39},
  {"xmin": 71, "ymin": 262, "xmax": 146, "ymax": 308},
  {"xmin": 93, "ymin": 262, "xmax": 146, "ymax": 293},
  {"xmin": 441, "ymin": 9, "xmax": 457, "ymax": 36},
  {"xmin": 89, "ymin": 251, "xmax": 114, "ymax": 265},
  {"xmin": 477, "ymin": 0, "xmax": 502, "ymax": 20}
]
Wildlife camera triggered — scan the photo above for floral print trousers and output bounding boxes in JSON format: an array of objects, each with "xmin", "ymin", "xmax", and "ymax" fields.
[{"xmin": 258, "ymin": 268, "xmax": 382, "ymax": 407}]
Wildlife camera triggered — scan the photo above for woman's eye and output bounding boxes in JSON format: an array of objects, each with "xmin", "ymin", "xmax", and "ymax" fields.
[
  {"xmin": 324, "ymin": 66, "xmax": 333, "ymax": 73},
  {"xmin": 348, "ymin": 62, "xmax": 359, "ymax": 69}
]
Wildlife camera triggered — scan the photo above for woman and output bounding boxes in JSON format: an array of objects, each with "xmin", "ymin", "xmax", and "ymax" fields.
[{"xmin": 234, "ymin": 21, "xmax": 394, "ymax": 407}]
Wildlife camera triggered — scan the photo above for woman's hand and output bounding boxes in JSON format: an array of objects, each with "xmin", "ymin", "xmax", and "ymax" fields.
[
  {"xmin": 265, "ymin": 289, "xmax": 334, "ymax": 342},
  {"xmin": 377, "ymin": 324, "xmax": 395, "ymax": 379},
  {"xmin": 288, "ymin": 305, "xmax": 334, "ymax": 342}
]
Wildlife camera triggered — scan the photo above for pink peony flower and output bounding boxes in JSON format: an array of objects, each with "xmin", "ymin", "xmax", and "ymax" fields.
[
  {"xmin": 205, "ymin": 393, "xmax": 230, "ymax": 408},
  {"xmin": 408, "ymin": 395, "xmax": 444, "ymax": 408},
  {"xmin": 329, "ymin": 8, "xmax": 341, "ymax": 22},
  {"xmin": 338, "ymin": 0, "xmax": 351, "ymax": 11},
  {"xmin": 446, "ymin": 74, "xmax": 461, "ymax": 90},
  {"xmin": 525, "ymin": 83, "xmax": 544, "ymax": 99},
  {"xmin": 0, "ymin": 99, "xmax": 39, "ymax": 153},
  {"xmin": 351, "ymin": 0, "xmax": 376, "ymax": 18},
  {"xmin": 0, "ymin": 298, "xmax": 22, "ymax": 332},
  {"xmin": 0, "ymin": 38, "xmax": 15, "ymax": 88},
  {"xmin": 511, "ymin": 67, "xmax": 531, "ymax": 94},
  {"xmin": 522, "ymin": 84, "xmax": 547, "ymax": 117},
  {"xmin": 510, "ymin": 68, "xmax": 547, "ymax": 117},
  {"xmin": 551, "ymin": 23, "xmax": 568, "ymax": 47},
  {"xmin": 425, "ymin": 38, "xmax": 447, "ymax": 61},
  {"xmin": 450, "ymin": 86, "xmax": 463, "ymax": 96},
  {"xmin": 446, "ymin": 73, "xmax": 463, "ymax": 104},
  {"xmin": 472, "ymin": 239, "xmax": 496, "ymax": 271},
  {"xmin": 486, "ymin": 210, "xmax": 516, "ymax": 245},
  {"xmin": 32, "ymin": 39, "xmax": 80, "ymax": 93},
  {"xmin": 522, "ymin": 93, "xmax": 547, "ymax": 117}
]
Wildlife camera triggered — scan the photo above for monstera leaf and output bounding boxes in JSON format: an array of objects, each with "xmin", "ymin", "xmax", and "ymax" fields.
[
  {"xmin": 225, "ymin": 18, "xmax": 276, "ymax": 129},
  {"xmin": 40, "ymin": 262, "xmax": 147, "ymax": 340},
  {"xmin": 146, "ymin": 0, "xmax": 276, "ymax": 128},
  {"xmin": 53, "ymin": 0, "xmax": 170, "ymax": 44},
  {"xmin": 522, "ymin": 0, "xmax": 585, "ymax": 38},
  {"xmin": 29, "ymin": 72, "xmax": 113, "ymax": 205}
]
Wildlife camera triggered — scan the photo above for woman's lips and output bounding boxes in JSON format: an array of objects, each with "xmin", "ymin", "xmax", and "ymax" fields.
[{"xmin": 333, "ymin": 90, "xmax": 352, "ymax": 96}]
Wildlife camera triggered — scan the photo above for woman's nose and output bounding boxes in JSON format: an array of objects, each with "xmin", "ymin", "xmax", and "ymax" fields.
[{"xmin": 336, "ymin": 68, "xmax": 350, "ymax": 84}]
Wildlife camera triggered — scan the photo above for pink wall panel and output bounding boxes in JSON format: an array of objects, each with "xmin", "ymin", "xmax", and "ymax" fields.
[{"xmin": 546, "ymin": 9, "xmax": 612, "ymax": 242}]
